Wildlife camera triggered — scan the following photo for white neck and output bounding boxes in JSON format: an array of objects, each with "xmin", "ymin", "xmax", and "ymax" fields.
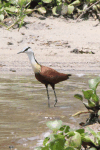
[
  {"xmin": 27, "ymin": 53, "xmax": 36, "ymax": 64},
  {"xmin": 26, "ymin": 53, "xmax": 41, "ymax": 73}
]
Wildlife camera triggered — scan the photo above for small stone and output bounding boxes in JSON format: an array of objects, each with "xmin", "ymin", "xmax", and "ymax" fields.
[
  {"xmin": 0, "ymin": 64, "xmax": 5, "ymax": 67},
  {"xmin": 7, "ymin": 42, "xmax": 13, "ymax": 45},
  {"xmin": 17, "ymin": 40, "xmax": 23, "ymax": 43},
  {"xmin": 10, "ymin": 69, "xmax": 16, "ymax": 72},
  {"xmin": 21, "ymin": 33, "xmax": 25, "ymax": 35},
  {"xmin": 9, "ymin": 145, "xmax": 14, "ymax": 149}
]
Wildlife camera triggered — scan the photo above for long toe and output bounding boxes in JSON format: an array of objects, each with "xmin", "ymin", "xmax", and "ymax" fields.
[
  {"xmin": 54, "ymin": 100, "xmax": 57, "ymax": 107},
  {"xmin": 54, "ymin": 102, "xmax": 57, "ymax": 107}
]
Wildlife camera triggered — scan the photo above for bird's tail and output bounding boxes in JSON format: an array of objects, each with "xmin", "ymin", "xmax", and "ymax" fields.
[{"xmin": 67, "ymin": 74, "xmax": 72, "ymax": 79}]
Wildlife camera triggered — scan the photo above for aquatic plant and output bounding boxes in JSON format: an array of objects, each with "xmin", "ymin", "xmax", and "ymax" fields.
[
  {"xmin": 0, "ymin": 0, "xmax": 100, "ymax": 29},
  {"xmin": 35, "ymin": 0, "xmax": 100, "ymax": 20},
  {"xmin": 0, "ymin": 0, "xmax": 32, "ymax": 29},
  {"xmin": 74, "ymin": 77, "xmax": 100, "ymax": 126},
  {"xmin": 34, "ymin": 120, "xmax": 100, "ymax": 150}
]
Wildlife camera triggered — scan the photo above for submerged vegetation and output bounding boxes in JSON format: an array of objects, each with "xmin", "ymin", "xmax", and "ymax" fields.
[{"xmin": 0, "ymin": 0, "xmax": 100, "ymax": 29}]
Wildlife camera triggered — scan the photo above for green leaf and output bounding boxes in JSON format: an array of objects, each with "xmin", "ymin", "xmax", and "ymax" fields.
[
  {"xmin": 43, "ymin": 137, "xmax": 50, "ymax": 146},
  {"xmin": 42, "ymin": 146, "xmax": 49, "ymax": 150},
  {"xmin": 91, "ymin": 94, "xmax": 99, "ymax": 104},
  {"xmin": 67, "ymin": 5, "xmax": 74, "ymax": 14},
  {"xmin": 38, "ymin": 2, "xmax": 42, "ymax": 5},
  {"xmin": 68, "ymin": 132, "xmax": 82, "ymax": 149},
  {"xmin": 52, "ymin": 5, "xmax": 62, "ymax": 15},
  {"xmin": 10, "ymin": 0, "xmax": 18, "ymax": 5},
  {"xmin": 83, "ymin": 3, "xmax": 88, "ymax": 11},
  {"xmin": 5, "ymin": 6, "xmax": 18, "ymax": 13},
  {"xmin": 0, "ymin": 14, "xmax": 4, "ymax": 21},
  {"xmin": 97, "ymin": 4, "xmax": 100, "ymax": 10},
  {"xmin": 66, "ymin": 0, "xmax": 72, "ymax": 3},
  {"xmin": 88, "ymin": 77, "xmax": 100, "ymax": 91},
  {"xmin": 52, "ymin": 4, "xmax": 68, "ymax": 16},
  {"xmin": 88, "ymin": 99, "xmax": 96, "ymax": 107},
  {"xmin": 49, "ymin": 137, "xmax": 65, "ymax": 150},
  {"xmin": 59, "ymin": 125, "xmax": 66, "ymax": 131},
  {"xmin": 96, "ymin": 132, "xmax": 100, "ymax": 145},
  {"xmin": 18, "ymin": 0, "xmax": 30, "ymax": 7},
  {"xmin": 87, "ymin": 127, "xmax": 97, "ymax": 138},
  {"xmin": 87, "ymin": 128, "xmax": 100, "ymax": 145},
  {"xmin": 98, "ymin": 110, "xmax": 100, "ymax": 115},
  {"xmin": 46, "ymin": 120, "xmax": 62, "ymax": 131},
  {"xmin": 66, "ymin": 131, "xmax": 75, "ymax": 138},
  {"xmin": 81, "ymin": 135, "xmax": 94, "ymax": 143},
  {"xmin": 42, "ymin": 0, "xmax": 52, "ymax": 3},
  {"xmin": 82, "ymin": 89, "xmax": 93, "ymax": 100},
  {"xmin": 74, "ymin": 94, "xmax": 83, "ymax": 101},
  {"xmin": 77, "ymin": 8, "xmax": 82, "ymax": 13},
  {"xmin": 34, "ymin": 147, "xmax": 42, "ymax": 150},
  {"xmin": 56, "ymin": 0, "xmax": 62, "ymax": 5},
  {"xmin": 65, "ymin": 147, "xmax": 75, "ymax": 150},
  {"xmin": 59, "ymin": 125, "xmax": 70, "ymax": 133},
  {"xmin": 64, "ymin": 126, "xmax": 70, "ymax": 133},
  {"xmin": 52, "ymin": 6, "xmax": 59, "ymax": 16},
  {"xmin": 76, "ymin": 129, "xmax": 85, "ymax": 134},
  {"xmin": 70, "ymin": 0, "xmax": 81, "ymax": 6},
  {"xmin": 53, "ymin": 133, "xmax": 65, "ymax": 139},
  {"xmin": 89, "ymin": 148, "xmax": 97, "ymax": 150},
  {"xmin": 90, "ymin": 0, "xmax": 96, "ymax": 3},
  {"xmin": 48, "ymin": 133, "xmax": 55, "ymax": 141},
  {"xmin": 37, "ymin": 7, "xmax": 46, "ymax": 14},
  {"xmin": 93, "ymin": 5, "xmax": 98, "ymax": 11}
]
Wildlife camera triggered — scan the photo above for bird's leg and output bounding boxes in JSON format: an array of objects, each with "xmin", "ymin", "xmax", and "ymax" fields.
[
  {"xmin": 45, "ymin": 84, "xmax": 50, "ymax": 107},
  {"xmin": 52, "ymin": 85, "xmax": 57, "ymax": 107}
]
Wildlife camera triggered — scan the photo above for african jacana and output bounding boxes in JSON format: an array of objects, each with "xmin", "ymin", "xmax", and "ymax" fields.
[{"xmin": 18, "ymin": 47, "xmax": 71, "ymax": 107}]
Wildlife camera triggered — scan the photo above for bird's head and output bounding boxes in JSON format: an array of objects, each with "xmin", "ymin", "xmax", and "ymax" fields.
[{"xmin": 17, "ymin": 47, "xmax": 34, "ymax": 55}]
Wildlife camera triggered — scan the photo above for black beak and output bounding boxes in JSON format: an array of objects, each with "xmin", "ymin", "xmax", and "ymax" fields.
[{"xmin": 17, "ymin": 50, "xmax": 24, "ymax": 54}]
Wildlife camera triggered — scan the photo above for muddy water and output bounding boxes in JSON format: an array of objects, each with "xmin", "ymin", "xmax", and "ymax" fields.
[{"xmin": 0, "ymin": 74, "xmax": 99, "ymax": 150}]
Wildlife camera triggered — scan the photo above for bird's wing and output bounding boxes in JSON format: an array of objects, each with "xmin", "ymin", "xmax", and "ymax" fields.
[
  {"xmin": 41, "ymin": 66, "xmax": 60, "ymax": 77},
  {"xmin": 39, "ymin": 66, "xmax": 68, "ymax": 84}
]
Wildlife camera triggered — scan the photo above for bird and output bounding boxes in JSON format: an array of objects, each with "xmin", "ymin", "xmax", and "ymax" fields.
[{"xmin": 17, "ymin": 47, "xmax": 71, "ymax": 107}]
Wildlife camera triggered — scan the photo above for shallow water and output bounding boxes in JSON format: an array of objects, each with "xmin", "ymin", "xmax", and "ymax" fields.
[{"xmin": 0, "ymin": 73, "xmax": 100, "ymax": 150}]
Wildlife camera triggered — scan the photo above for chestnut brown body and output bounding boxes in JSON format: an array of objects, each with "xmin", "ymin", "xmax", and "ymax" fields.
[{"xmin": 35, "ymin": 65, "xmax": 71, "ymax": 86}]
